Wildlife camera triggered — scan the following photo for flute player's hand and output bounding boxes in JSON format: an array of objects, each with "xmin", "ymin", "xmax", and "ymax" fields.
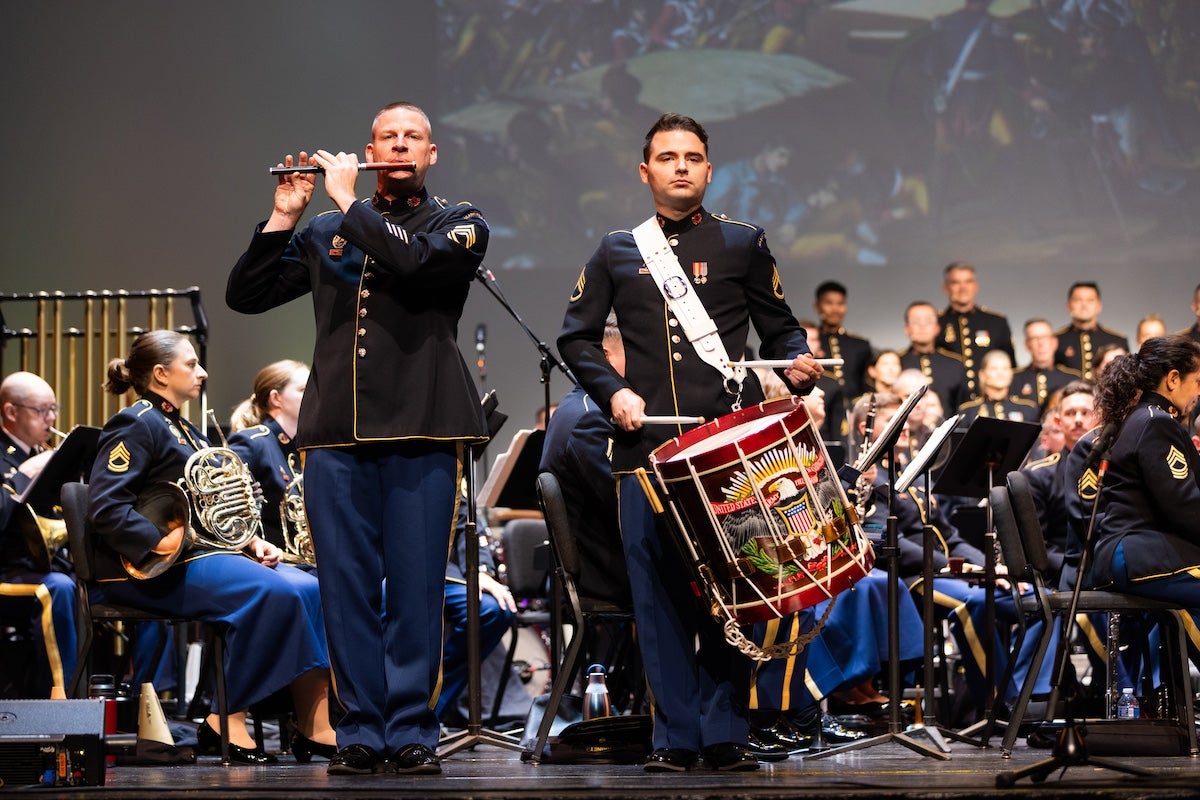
[
  {"xmin": 312, "ymin": 150, "xmax": 360, "ymax": 214},
  {"xmin": 264, "ymin": 152, "xmax": 317, "ymax": 232}
]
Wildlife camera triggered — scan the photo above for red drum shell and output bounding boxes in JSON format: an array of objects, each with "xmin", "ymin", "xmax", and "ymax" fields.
[{"xmin": 651, "ymin": 396, "xmax": 873, "ymax": 625}]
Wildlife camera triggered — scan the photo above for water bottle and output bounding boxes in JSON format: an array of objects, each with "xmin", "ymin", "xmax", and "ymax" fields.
[
  {"xmin": 1116, "ymin": 687, "xmax": 1140, "ymax": 719},
  {"xmin": 584, "ymin": 663, "xmax": 611, "ymax": 721}
]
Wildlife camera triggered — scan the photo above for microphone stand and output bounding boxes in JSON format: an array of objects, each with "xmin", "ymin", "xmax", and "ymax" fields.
[
  {"xmin": 441, "ymin": 265, "xmax": 574, "ymax": 757},
  {"xmin": 439, "ymin": 442, "xmax": 524, "ymax": 756},
  {"xmin": 472, "ymin": 265, "xmax": 576, "ymax": 429}
]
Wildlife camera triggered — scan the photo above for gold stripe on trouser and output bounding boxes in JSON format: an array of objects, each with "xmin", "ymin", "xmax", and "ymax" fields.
[
  {"xmin": 1076, "ymin": 614, "xmax": 1106, "ymax": 663},
  {"xmin": 804, "ymin": 669, "xmax": 823, "ymax": 702},
  {"xmin": 0, "ymin": 582, "xmax": 65, "ymax": 691},
  {"xmin": 917, "ymin": 584, "xmax": 988, "ymax": 680},
  {"xmin": 749, "ymin": 615, "xmax": 804, "ymax": 711},
  {"xmin": 1171, "ymin": 608, "xmax": 1200, "ymax": 655}
]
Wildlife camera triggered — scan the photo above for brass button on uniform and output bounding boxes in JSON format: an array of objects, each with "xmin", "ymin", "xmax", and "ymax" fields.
[
  {"xmin": 668, "ymin": 318, "xmax": 679, "ymax": 327},
  {"xmin": 358, "ymin": 328, "xmax": 366, "ymax": 337},
  {"xmin": 358, "ymin": 348, "xmax": 366, "ymax": 357},
  {"xmin": 671, "ymin": 335, "xmax": 681, "ymax": 344},
  {"xmin": 360, "ymin": 289, "xmax": 370, "ymax": 299},
  {"xmin": 359, "ymin": 308, "xmax": 367, "ymax": 317},
  {"xmin": 672, "ymin": 352, "xmax": 682, "ymax": 362}
]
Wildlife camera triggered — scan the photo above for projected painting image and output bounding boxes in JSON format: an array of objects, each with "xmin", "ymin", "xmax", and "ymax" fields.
[{"xmin": 433, "ymin": 0, "xmax": 1199, "ymax": 282}]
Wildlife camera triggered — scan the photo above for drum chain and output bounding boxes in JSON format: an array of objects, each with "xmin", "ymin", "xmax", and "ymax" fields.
[{"xmin": 722, "ymin": 593, "xmax": 839, "ymax": 662}]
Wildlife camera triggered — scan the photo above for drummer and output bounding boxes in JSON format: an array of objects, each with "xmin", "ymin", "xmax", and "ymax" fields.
[{"xmin": 558, "ymin": 113, "xmax": 822, "ymax": 772}]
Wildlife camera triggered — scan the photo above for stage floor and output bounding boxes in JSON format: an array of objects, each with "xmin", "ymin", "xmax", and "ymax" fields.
[{"xmin": 29, "ymin": 728, "xmax": 1200, "ymax": 800}]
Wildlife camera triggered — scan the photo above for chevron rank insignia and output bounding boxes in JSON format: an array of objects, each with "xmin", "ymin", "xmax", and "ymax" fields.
[
  {"xmin": 107, "ymin": 441, "xmax": 132, "ymax": 473},
  {"xmin": 1167, "ymin": 445, "xmax": 1189, "ymax": 480},
  {"xmin": 447, "ymin": 224, "xmax": 477, "ymax": 249}
]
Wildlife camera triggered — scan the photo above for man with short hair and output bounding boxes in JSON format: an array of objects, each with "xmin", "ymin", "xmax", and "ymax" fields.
[
  {"xmin": 558, "ymin": 113, "xmax": 821, "ymax": 773},
  {"xmin": 899, "ymin": 301, "xmax": 970, "ymax": 415},
  {"xmin": 1011, "ymin": 318, "xmax": 1077, "ymax": 412},
  {"xmin": 813, "ymin": 280, "xmax": 872, "ymax": 403},
  {"xmin": 1053, "ymin": 282, "xmax": 1129, "ymax": 381},
  {"xmin": 937, "ymin": 261, "xmax": 1014, "ymax": 398},
  {"xmin": 0, "ymin": 371, "xmax": 76, "ymax": 697}
]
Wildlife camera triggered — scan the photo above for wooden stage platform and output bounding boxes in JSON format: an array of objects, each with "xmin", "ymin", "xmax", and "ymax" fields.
[{"xmin": 25, "ymin": 729, "xmax": 1200, "ymax": 800}]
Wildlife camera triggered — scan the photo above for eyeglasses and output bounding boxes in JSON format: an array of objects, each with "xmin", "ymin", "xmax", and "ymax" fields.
[{"xmin": 14, "ymin": 403, "xmax": 59, "ymax": 417}]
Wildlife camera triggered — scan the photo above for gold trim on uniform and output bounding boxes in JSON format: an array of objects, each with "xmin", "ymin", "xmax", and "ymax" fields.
[
  {"xmin": 1167, "ymin": 445, "xmax": 1189, "ymax": 480},
  {"xmin": 771, "ymin": 266, "xmax": 784, "ymax": 300},
  {"xmin": 107, "ymin": 441, "xmax": 132, "ymax": 473},
  {"xmin": 569, "ymin": 268, "xmax": 586, "ymax": 303}
]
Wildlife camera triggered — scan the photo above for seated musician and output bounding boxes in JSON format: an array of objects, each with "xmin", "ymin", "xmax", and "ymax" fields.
[
  {"xmin": 86, "ymin": 330, "xmax": 335, "ymax": 763},
  {"xmin": 0, "ymin": 371, "xmax": 76, "ymax": 696},
  {"xmin": 227, "ymin": 359, "xmax": 310, "ymax": 556}
]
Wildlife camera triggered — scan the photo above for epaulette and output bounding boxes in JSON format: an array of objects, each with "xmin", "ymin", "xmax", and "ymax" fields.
[
  {"xmin": 977, "ymin": 306, "xmax": 1006, "ymax": 319},
  {"xmin": 1052, "ymin": 325, "xmax": 1071, "ymax": 336},
  {"xmin": 713, "ymin": 214, "xmax": 757, "ymax": 231},
  {"xmin": 133, "ymin": 399, "xmax": 154, "ymax": 416},
  {"xmin": 1012, "ymin": 397, "xmax": 1040, "ymax": 409},
  {"xmin": 1096, "ymin": 323, "xmax": 1128, "ymax": 339},
  {"xmin": 958, "ymin": 398, "xmax": 984, "ymax": 411},
  {"xmin": 248, "ymin": 424, "xmax": 272, "ymax": 439},
  {"xmin": 1026, "ymin": 452, "xmax": 1061, "ymax": 471}
]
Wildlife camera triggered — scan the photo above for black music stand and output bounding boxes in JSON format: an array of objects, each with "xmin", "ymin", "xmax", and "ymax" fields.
[
  {"xmin": 894, "ymin": 415, "xmax": 983, "ymax": 752},
  {"xmin": 439, "ymin": 393, "xmax": 532, "ymax": 756},
  {"xmin": 15, "ymin": 425, "xmax": 100, "ymax": 572},
  {"xmin": 931, "ymin": 416, "xmax": 1040, "ymax": 743},
  {"xmin": 809, "ymin": 386, "xmax": 951, "ymax": 761}
]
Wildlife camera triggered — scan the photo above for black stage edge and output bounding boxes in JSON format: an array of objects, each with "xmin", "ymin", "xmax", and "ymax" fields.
[{"xmin": 17, "ymin": 742, "xmax": 1200, "ymax": 799}]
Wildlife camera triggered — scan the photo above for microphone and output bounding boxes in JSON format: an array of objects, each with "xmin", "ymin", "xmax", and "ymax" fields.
[{"xmin": 1082, "ymin": 422, "xmax": 1119, "ymax": 473}]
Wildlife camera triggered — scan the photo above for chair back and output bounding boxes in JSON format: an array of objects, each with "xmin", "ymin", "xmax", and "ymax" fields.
[
  {"xmin": 60, "ymin": 481, "xmax": 95, "ymax": 584},
  {"xmin": 501, "ymin": 519, "xmax": 550, "ymax": 600},
  {"xmin": 990, "ymin": 483, "xmax": 1028, "ymax": 579},
  {"xmin": 1006, "ymin": 470, "xmax": 1051, "ymax": 576},
  {"xmin": 536, "ymin": 472, "xmax": 581, "ymax": 582}
]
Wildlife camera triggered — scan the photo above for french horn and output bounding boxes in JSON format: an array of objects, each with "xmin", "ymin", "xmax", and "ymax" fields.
[
  {"xmin": 123, "ymin": 415, "xmax": 264, "ymax": 579},
  {"xmin": 280, "ymin": 474, "xmax": 315, "ymax": 566}
]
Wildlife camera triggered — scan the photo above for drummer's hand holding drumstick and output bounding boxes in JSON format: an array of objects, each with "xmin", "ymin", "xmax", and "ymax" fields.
[
  {"xmin": 783, "ymin": 352, "xmax": 824, "ymax": 390},
  {"xmin": 611, "ymin": 387, "xmax": 647, "ymax": 432}
]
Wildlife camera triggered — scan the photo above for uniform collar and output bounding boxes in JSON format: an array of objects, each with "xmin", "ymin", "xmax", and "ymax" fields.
[
  {"xmin": 143, "ymin": 390, "xmax": 181, "ymax": 420},
  {"xmin": 0, "ymin": 428, "xmax": 33, "ymax": 460},
  {"xmin": 656, "ymin": 208, "xmax": 706, "ymax": 236},
  {"xmin": 372, "ymin": 187, "xmax": 428, "ymax": 213},
  {"xmin": 1143, "ymin": 390, "xmax": 1182, "ymax": 419}
]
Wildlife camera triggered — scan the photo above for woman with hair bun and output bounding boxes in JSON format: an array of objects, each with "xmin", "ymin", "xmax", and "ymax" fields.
[
  {"xmin": 227, "ymin": 360, "xmax": 309, "ymax": 553},
  {"xmin": 1090, "ymin": 334, "xmax": 1200, "ymax": 602},
  {"xmin": 87, "ymin": 331, "xmax": 335, "ymax": 763}
]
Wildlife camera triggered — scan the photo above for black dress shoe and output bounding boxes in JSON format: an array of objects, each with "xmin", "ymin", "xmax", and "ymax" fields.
[
  {"xmin": 643, "ymin": 747, "xmax": 699, "ymax": 772},
  {"xmin": 390, "ymin": 743, "xmax": 442, "ymax": 775},
  {"xmin": 747, "ymin": 727, "xmax": 790, "ymax": 762},
  {"xmin": 195, "ymin": 720, "xmax": 278, "ymax": 764},
  {"xmin": 327, "ymin": 743, "xmax": 385, "ymax": 775},
  {"xmin": 821, "ymin": 713, "xmax": 869, "ymax": 743},
  {"xmin": 702, "ymin": 742, "xmax": 760, "ymax": 772},
  {"xmin": 290, "ymin": 730, "xmax": 338, "ymax": 762}
]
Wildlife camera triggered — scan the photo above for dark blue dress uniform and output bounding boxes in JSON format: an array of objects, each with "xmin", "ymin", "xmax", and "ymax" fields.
[
  {"xmin": 228, "ymin": 416, "xmax": 298, "ymax": 551},
  {"xmin": 227, "ymin": 189, "xmax": 489, "ymax": 755},
  {"xmin": 538, "ymin": 384, "xmax": 630, "ymax": 606},
  {"xmin": 818, "ymin": 327, "xmax": 872, "ymax": 403},
  {"xmin": 1092, "ymin": 392, "xmax": 1200, "ymax": 600},
  {"xmin": 1, "ymin": 431, "xmax": 76, "ymax": 693},
  {"xmin": 899, "ymin": 347, "xmax": 970, "ymax": 415},
  {"xmin": 956, "ymin": 395, "xmax": 1039, "ymax": 425},
  {"xmin": 1011, "ymin": 364, "xmax": 1078, "ymax": 413},
  {"xmin": 1053, "ymin": 324, "xmax": 1129, "ymax": 382},
  {"xmin": 938, "ymin": 305, "xmax": 1014, "ymax": 399},
  {"xmin": 1022, "ymin": 450, "xmax": 1069, "ymax": 586},
  {"xmin": 558, "ymin": 208, "xmax": 811, "ymax": 752},
  {"xmin": 86, "ymin": 393, "xmax": 328, "ymax": 713}
]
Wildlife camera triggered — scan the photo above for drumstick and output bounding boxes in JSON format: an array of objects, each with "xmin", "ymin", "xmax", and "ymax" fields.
[
  {"xmin": 736, "ymin": 358, "xmax": 844, "ymax": 369},
  {"xmin": 638, "ymin": 415, "xmax": 706, "ymax": 426}
]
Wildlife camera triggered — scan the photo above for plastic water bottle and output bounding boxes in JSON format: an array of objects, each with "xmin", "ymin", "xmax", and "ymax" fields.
[
  {"xmin": 584, "ymin": 663, "xmax": 611, "ymax": 721},
  {"xmin": 1117, "ymin": 687, "xmax": 1140, "ymax": 719}
]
